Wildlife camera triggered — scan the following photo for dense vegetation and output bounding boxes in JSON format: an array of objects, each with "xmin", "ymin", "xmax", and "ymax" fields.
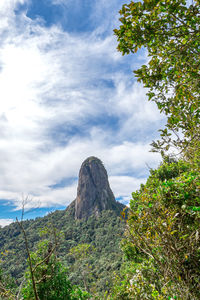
[
  {"xmin": 109, "ymin": 0, "xmax": 200, "ymax": 299},
  {"xmin": 0, "ymin": 209, "xmax": 125, "ymax": 298},
  {"xmin": 109, "ymin": 159, "xmax": 200, "ymax": 299},
  {"xmin": 1, "ymin": 0, "xmax": 199, "ymax": 299}
]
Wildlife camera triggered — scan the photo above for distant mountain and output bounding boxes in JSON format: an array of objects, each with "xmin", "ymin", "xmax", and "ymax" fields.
[
  {"xmin": 0, "ymin": 157, "xmax": 127, "ymax": 296},
  {"xmin": 68, "ymin": 156, "xmax": 125, "ymax": 219}
]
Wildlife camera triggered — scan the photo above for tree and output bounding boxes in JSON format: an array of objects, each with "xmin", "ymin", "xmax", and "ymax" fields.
[
  {"xmin": 111, "ymin": 2, "xmax": 200, "ymax": 298},
  {"xmin": 114, "ymin": 0, "xmax": 200, "ymax": 157},
  {"xmin": 0, "ymin": 251, "xmax": 16, "ymax": 300},
  {"xmin": 16, "ymin": 197, "xmax": 40, "ymax": 300},
  {"xmin": 15, "ymin": 199, "xmax": 90, "ymax": 300},
  {"xmin": 21, "ymin": 229, "xmax": 90, "ymax": 300},
  {"xmin": 22, "ymin": 240, "xmax": 71, "ymax": 300},
  {"xmin": 109, "ymin": 159, "xmax": 200, "ymax": 299},
  {"xmin": 69, "ymin": 243, "xmax": 96, "ymax": 293}
]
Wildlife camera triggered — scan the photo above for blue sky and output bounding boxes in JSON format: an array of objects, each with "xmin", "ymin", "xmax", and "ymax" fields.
[{"xmin": 0, "ymin": 0, "xmax": 165, "ymax": 227}]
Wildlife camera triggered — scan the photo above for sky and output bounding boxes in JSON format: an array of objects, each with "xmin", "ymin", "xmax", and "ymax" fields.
[{"xmin": 0, "ymin": 0, "xmax": 165, "ymax": 227}]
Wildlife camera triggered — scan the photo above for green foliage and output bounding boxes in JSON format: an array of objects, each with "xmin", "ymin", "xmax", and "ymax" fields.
[
  {"xmin": 22, "ymin": 239, "xmax": 90, "ymax": 300},
  {"xmin": 0, "ymin": 210, "xmax": 125, "ymax": 298},
  {"xmin": 0, "ymin": 251, "xmax": 16, "ymax": 300},
  {"xmin": 108, "ymin": 259, "xmax": 168, "ymax": 300},
  {"xmin": 110, "ymin": 160, "xmax": 200, "ymax": 299},
  {"xmin": 69, "ymin": 243, "xmax": 96, "ymax": 261},
  {"xmin": 112, "ymin": 2, "xmax": 200, "ymax": 298},
  {"xmin": 114, "ymin": 0, "xmax": 200, "ymax": 155},
  {"xmin": 69, "ymin": 243, "xmax": 96, "ymax": 293},
  {"xmin": 63, "ymin": 211, "xmax": 124, "ymax": 296}
]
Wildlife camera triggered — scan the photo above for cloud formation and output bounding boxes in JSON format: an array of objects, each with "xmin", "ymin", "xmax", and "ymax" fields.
[
  {"xmin": 0, "ymin": 0, "xmax": 164, "ymax": 214},
  {"xmin": 0, "ymin": 218, "xmax": 15, "ymax": 227}
]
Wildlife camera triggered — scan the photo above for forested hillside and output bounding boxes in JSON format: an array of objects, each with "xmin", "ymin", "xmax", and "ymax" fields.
[{"xmin": 0, "ymin": 208, "xmax": 125, "ymax": 298}]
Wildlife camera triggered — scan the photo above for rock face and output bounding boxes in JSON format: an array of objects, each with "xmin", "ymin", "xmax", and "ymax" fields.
[{"xmin": 74, "ymin": 156, "xmax": 124, "ymax": 219}]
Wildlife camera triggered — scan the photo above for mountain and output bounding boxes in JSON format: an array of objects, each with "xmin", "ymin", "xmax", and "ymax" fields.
[
  {"xmin": 0, "ymin": 157, "xmax": 126, "ymax": 296},
  {"xmin": 68, "ymin": 156, "xmax": 125, "ymax": 219}
]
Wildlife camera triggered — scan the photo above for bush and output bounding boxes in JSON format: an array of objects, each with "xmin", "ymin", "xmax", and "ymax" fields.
[{"xmin": 109, "ymin": 159, "xmax": 200, "ymax": 299}]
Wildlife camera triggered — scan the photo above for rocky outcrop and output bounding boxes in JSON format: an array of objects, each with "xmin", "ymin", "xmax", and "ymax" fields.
[{"xmin": 73, "ymin": 156, "xmax": 124, "ymax": 219}]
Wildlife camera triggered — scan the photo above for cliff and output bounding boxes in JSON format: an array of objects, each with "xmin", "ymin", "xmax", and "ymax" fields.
[{"xmin": 69, "ymin": 156, "xmax": 124, "ymax": 219}]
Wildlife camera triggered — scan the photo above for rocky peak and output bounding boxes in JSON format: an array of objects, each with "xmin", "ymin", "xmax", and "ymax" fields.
[{"xmin": 74, "ymin": 156, "xmax": 123, "ymax": 219}]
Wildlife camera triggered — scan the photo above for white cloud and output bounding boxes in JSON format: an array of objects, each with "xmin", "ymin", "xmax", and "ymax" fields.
[
  {"xmin": 109, "ymin": 175, "xmax": 146, "ymax": 200},
  {"xmin": 0, "ymin": 218, "xmax": 15, "ymax": 227},
  {"xmin": 0, "ymin": 0, "xmax": 164, "ymax": 210}
]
